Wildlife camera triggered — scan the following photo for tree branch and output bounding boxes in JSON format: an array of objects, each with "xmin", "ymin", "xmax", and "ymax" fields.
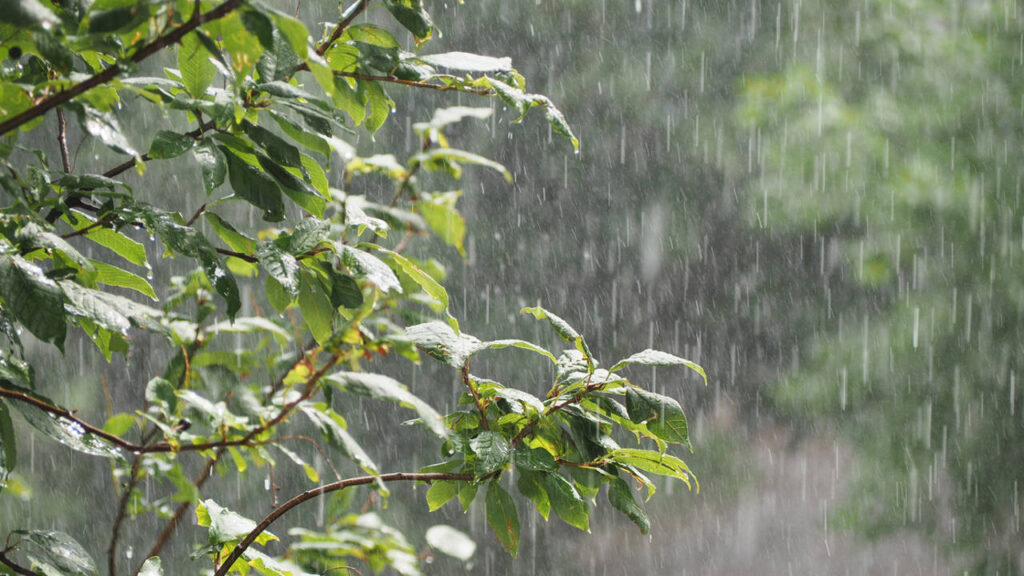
[
  {"xmin": 0, "ymin": 0, "xmax": 244, "ymax": 136},
  {"xmin": 213, "ymin": 472, "xmax": 475, "ymax": 576},
  {"xmin": 461, "ymin": 361, "xmax": 489, "ymax": 430},
  {"xmin": 57, "ymin": 109, "xmax": 71, "ymax": 174},
  {"xmin": 317, "ymin": 0, "xmax": 371, "ymax": 56}
]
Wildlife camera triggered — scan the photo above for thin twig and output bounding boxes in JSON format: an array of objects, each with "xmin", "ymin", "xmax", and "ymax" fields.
[
  {"xmin": 461, "ymin": 361, "xmax": 489, "ymax": 430},
  {"xmin": 108, "ymin": 457, "xmax": 144, "ymax": 576},
  {"xmin": 213, "ymin": 472, "xmax": 475, "ymax": 576},
  {"xmin": 137, "ymin": 455, "xmax": 217, "ymax": 573},
  {"xmin": 0, "ymin": 0, "xmax": 244, "ymax": 136},
  {"xmin": 57, "ymin": 108, "xmax": 71, "ymax": 174},
  {"xmin": 317, "ymin": 0, "xmax": 371, "ymax": 56}
]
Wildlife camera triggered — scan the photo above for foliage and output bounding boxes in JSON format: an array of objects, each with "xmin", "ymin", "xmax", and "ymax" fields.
[{"xmin": 0, "ymin": 2, "xmax": 701, "ymax": 576}]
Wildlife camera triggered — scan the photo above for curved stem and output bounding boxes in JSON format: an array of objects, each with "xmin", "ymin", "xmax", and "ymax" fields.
[
  {"xmin": 0, "ymin": 549, "xmax": 35, "ymax": 576},
  {"xmin": 213, "ymin": 472, "xmax": 474, "ymax": 576},
  {"xmin": 0, "ymin": 0, "xmax": 244, "ymax": 136}
]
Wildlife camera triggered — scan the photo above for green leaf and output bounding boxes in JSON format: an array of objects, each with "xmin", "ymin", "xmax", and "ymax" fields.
[
  {"xmin": 65, "ymin": 215, "xmax": 146, "ymax": 267},
  {"xmin": 624, "ymin": 387, "xmax": 689, "ymax": 445},
  {"xmin": 267, "ymin": 10, "xmax": 309, "ymax": 58},
  {"xmin": 608, "ymin": 476, "xmax": 650, "ymax": 535},
  {"xmin": 412, "ymin": 148, "xmax": 512, "ymax": 182},
  {"xmin": 416, "ymin": 194, "xmax": 466, "ymax": 256},
  {"xmin": 485, "ymin": 481, "xmax": 519, "ymax": 556},
  {"xmin": 257, "ymin": 242, "xmax": 300, "ymax": 298},
  {"xmin": 204, "ymin": 213, "xmax": 256, "ymax": 254},
  {"xmin": 270, "ymin": 112, "xmax": 331, "ymax": 158},
  {"xmin": 196, "ymin": 499, "xmax": 277, "ymax": 546},
  {"xmin": 611, "ymin": 349, "xmax": 708, "ymax": 386},
  {"xmin": 102, "ymin": 413, "xmax": 136, "ymax": 436},
  {"xmin": 522, "ymin": 306, "xmax": 592, "ymax": 362},
  {"xmin": 60, "ymin": 280, "xmax": 166, "ymax": 336},
  {"xmin": 282, "ymin": 218, "xmax": 331, "ymax": 254},
  {"xmin": 602, "ymin": 448, "xmax": 696, "ymax": 491},
  {"xmin": 486, "ymin": 77, "xmax": 579, "ymax": 152},
  {"xmin": 6, "ymin": 396, "xmax": 124, "ymax": 460},
  {"xmin": 470, "ymin": 430, "xmax": 510, "ymax": 474},
  {"xmin": 80, "ymin": 108, "xmax": 137, "ymax": 156},
  {"xmin": 325, "ymin": 372, "xmax": 446, "ymax": 437},
  {"xmin": 298, "ymin": 271, "xmax": 333, "ymax": 344},
  {"xmin": 15, "ymin": 222, "xmax": 92, "ymax": 270},
  {"xmin": 425, "ymin": 480, "xmax": 459, "ymax": 511},
  {"xmin": 513, "ymin": 445, "xmax": 558, "ymax": 472},
  {"xmin": 88, "ymin": 4, "xmax": 147, "ymax": 34},
  {"xmin": 276, "ymin": 444, "xmax": 320, "ymax": 483},
  {"xmin": 138, "ymin": 557, "xmax": 163, "ymax": 576},
  {"xmin": 375, "ymin": 247, "xmax": 456, "ymax": 325},
  {"xmin": 300, "ymin": 404, "xmax": 378, "ymax": 474},
  {"xmin": 328, "ymin": 272, "xmax": 363, "ymax": 309},
  {"xmin": 404, "ymin": 321, "xmax": 555, "ymax": 368},
  {"xmin": 90, "ymin": 260, "xmax": 157, "ymax": 300},
  {"xmin": 0, "ymin": 254, "xmax": 66, "ymax": 350},
  {"xmin": 385, "ymin": 0, "xmax": 434, "ymax": 39},
  {"xmin": 11, "ymin": 530, "xmax": 97, "ymax": 576},
  {"xmin": 148, "ymin": 130, "xmax": 194, "ymax": 159},
  {"xmin": 540, "ymin": 472, "xmax": 589, "ymax": 531},
  {"xmin": 0, "ymin": 400, "xmax": 15, "ymax": 491},
  {"xmin": 337, "ymin": 245, "xmax": 402, "ymax": 294},
  {"xmin": 193, "ymin": 141, "xmax": 227, "ymax": 195},
  {"xmin": 516, "ymin": 470, "xmax": 550, "ymax": 520},
  {"xmin": 222, "ymin": 147, "xmax": 286, "ymax": 221},
  {"xmin": 243, "ymin": 121, "xmax": 302, "ymax": 169},
  {"xmin": 425, "ymin": 525, "xmax": 476, "ymax": 562}
]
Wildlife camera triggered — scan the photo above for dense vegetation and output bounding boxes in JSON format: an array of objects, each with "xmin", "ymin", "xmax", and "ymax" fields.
[{"xmin": 0, "ymin": 1, "xmax": 705, "ymax": 575}]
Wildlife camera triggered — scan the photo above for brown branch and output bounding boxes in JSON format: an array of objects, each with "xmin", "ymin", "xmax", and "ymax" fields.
[
  {"xmin": 461, "ymin": 361, "xmax": 489, "ymax": 430},
  {"xmin": 317, "ymin": 0, "xmax": 371, "ymax": 56},
  {"xmin": 108, "ymin": 457, "xmax": 145, "ymax": 576},
  {"xmin": 57, "ymin": 108, "xmax": 71, "ymax": 173},
  {"xmin": 136, "ymin": 455, "xmax": 217, "ymax": 575},
  {"xmin": 213, "ymin": 472, "xmax": 475, "ymax": 576},
  {"xmin": 0, "ymin": 549, "xmax": 36, "ymax": 576},
  {"xmin": 0, "ymin": 0, "xmax": 244, "ymax": 136}
]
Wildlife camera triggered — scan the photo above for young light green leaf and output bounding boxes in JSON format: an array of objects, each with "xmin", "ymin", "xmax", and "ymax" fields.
[
  {"xmin": 90, "ymin": 260, "xmax": 157, "ymax": 300},
  {"xmin": 196, "ymin": 499, "xmax": 277, "ymax": 545},
  {"xmin": 602, "ymin": 449, "xmax": 696, "ymax": 491},
  {"xmin": 426, "ymin": 480, "xmax": 459, "ymax": 511},
  {"xmin": 486, "ymin": 481, "xmax": 520, "ymax": 556}
]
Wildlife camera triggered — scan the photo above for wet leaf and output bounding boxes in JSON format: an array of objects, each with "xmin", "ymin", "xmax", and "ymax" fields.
[
  {"xmin": 11, "ymin": 529, "xmax": 97, "ymax": 576},
  {"xmin": 485, "ymin": 481, "xmax": 519, "ymax": 556},
  {"xmin": 425, "ymin": 525, "xmax": 476, "ymax": 561}
]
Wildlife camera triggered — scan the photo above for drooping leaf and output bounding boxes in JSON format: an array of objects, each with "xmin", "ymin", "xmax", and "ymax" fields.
[
  {"xmin": 137, "ymin": 557, "xmax": 164, "ymax": 576},
  {"xmin": 608, "ymin": 476, "xmax": 650, "ymax": 535},
  {"xmin": 336, "ymin": 244, "xmax": 402, "ymax": 294},
  {"xmin": 517, "ymin": 469, "xmax": 550, "ymax": 520},
  {"xmin": 0, "ymin": 400, "xmax": 15, "ymax": 491},
  {"xmin": 513, "ymin": 445, "xmax": 558, "ymax": 472},
  {"xmin": 80, "ymin": 108, "xmax": 137, "ymax": 156},
  {"xmin": 297, "ymin": 271, "xmax": 334, "ymax": 344},
  {"xmin": 256, "ymin": 242, "xmax": 300, "ymax": 298},
  {"xmin": 539, "ymin": 472, "xmax": 590, "ymax": 531},
  {"xmin": 90, "ymin": 260, "xmax": 157, "ymax": 300},
  {"xmin": 419, "ymin": 52, "xmax": 512, "ymax": 74},
  {"xmin": 485, "ymin": 481, "xmax": 519, "ymax": 557},
  {"xmin": 11, "ymin": 530, "xmax": 97, "ymax": 576},
  {"xmin": 611, "ymin": 349, "xmax": 708, "ymax": 386},
  {"xmin": 300, "ymin": 403, "xmax": 378, "ymax": 475},
  {"xmin": 601, "ymin": 448, "xmax": 696, "ymax": 491},
  {"xmin": 193, "ymin": 141, "xmax": 227, "ymax": 195},
  {"xmin": 0, "ymin": 254, "xmax": 66, "ymax": 350},
  {"xmin": 325, "ymin": 372, "xmax": 446, "ymax": 437},
  {"xmin": 425, "ymin": 480, "xmax": 459, "ymax": 511},
  {"xmin": 6, "ymin": 396, "xmax": 124, "ymax": 460},
  {"xmin": 223, "ymin": 147, "xmax": 286, "ymax": 221}
]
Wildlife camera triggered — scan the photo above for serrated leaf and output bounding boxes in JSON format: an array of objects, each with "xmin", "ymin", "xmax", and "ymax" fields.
[
  {"xmin": 60, "ymin": 280, "xmax": 166, "ymax": 336},
  {"xmin": 257, "ymin": 242, "xmax": 300, "ymax": 298},
  {"xmin": 337, "ymin": 244, "xmax": 402, "ymax": 293},
  {"xmin": 540, "ymin": 472, "xmax": 589, "ymax": 531},
  {"xmin": 0, "ymin": 254, "xmax": 66, "ymax": 349},
  {"xmin": 325, "ymin": 372, "xmax": 446, "ymax": 437},
  {"xmin": 608, "ymin": 476, "xmax": 650, "ymax": 535},
  {"xmin": 624, "ymin": 387, "xmax": 689, "ymax": 445},
  {"xmin": 470, "ymin": 430, "xmax": 509, "ymax": 474},
  {"xmin": 602, "ymin": 448, "xmax": 696, "ymax": 491},
  {"xmin": 485, "ymin": 481, "xmax": 519, "ymax": 556},
  {"xmin": 516, "ymin": 469, "xmax": 550, "ymax": 520},
  {"xmin": 611, "ymin": 349, "xmax": 708, "ymax": 386},
  {"xmin": 90, "ymin": 260, "xmax": 156, "ymax": 300}
]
